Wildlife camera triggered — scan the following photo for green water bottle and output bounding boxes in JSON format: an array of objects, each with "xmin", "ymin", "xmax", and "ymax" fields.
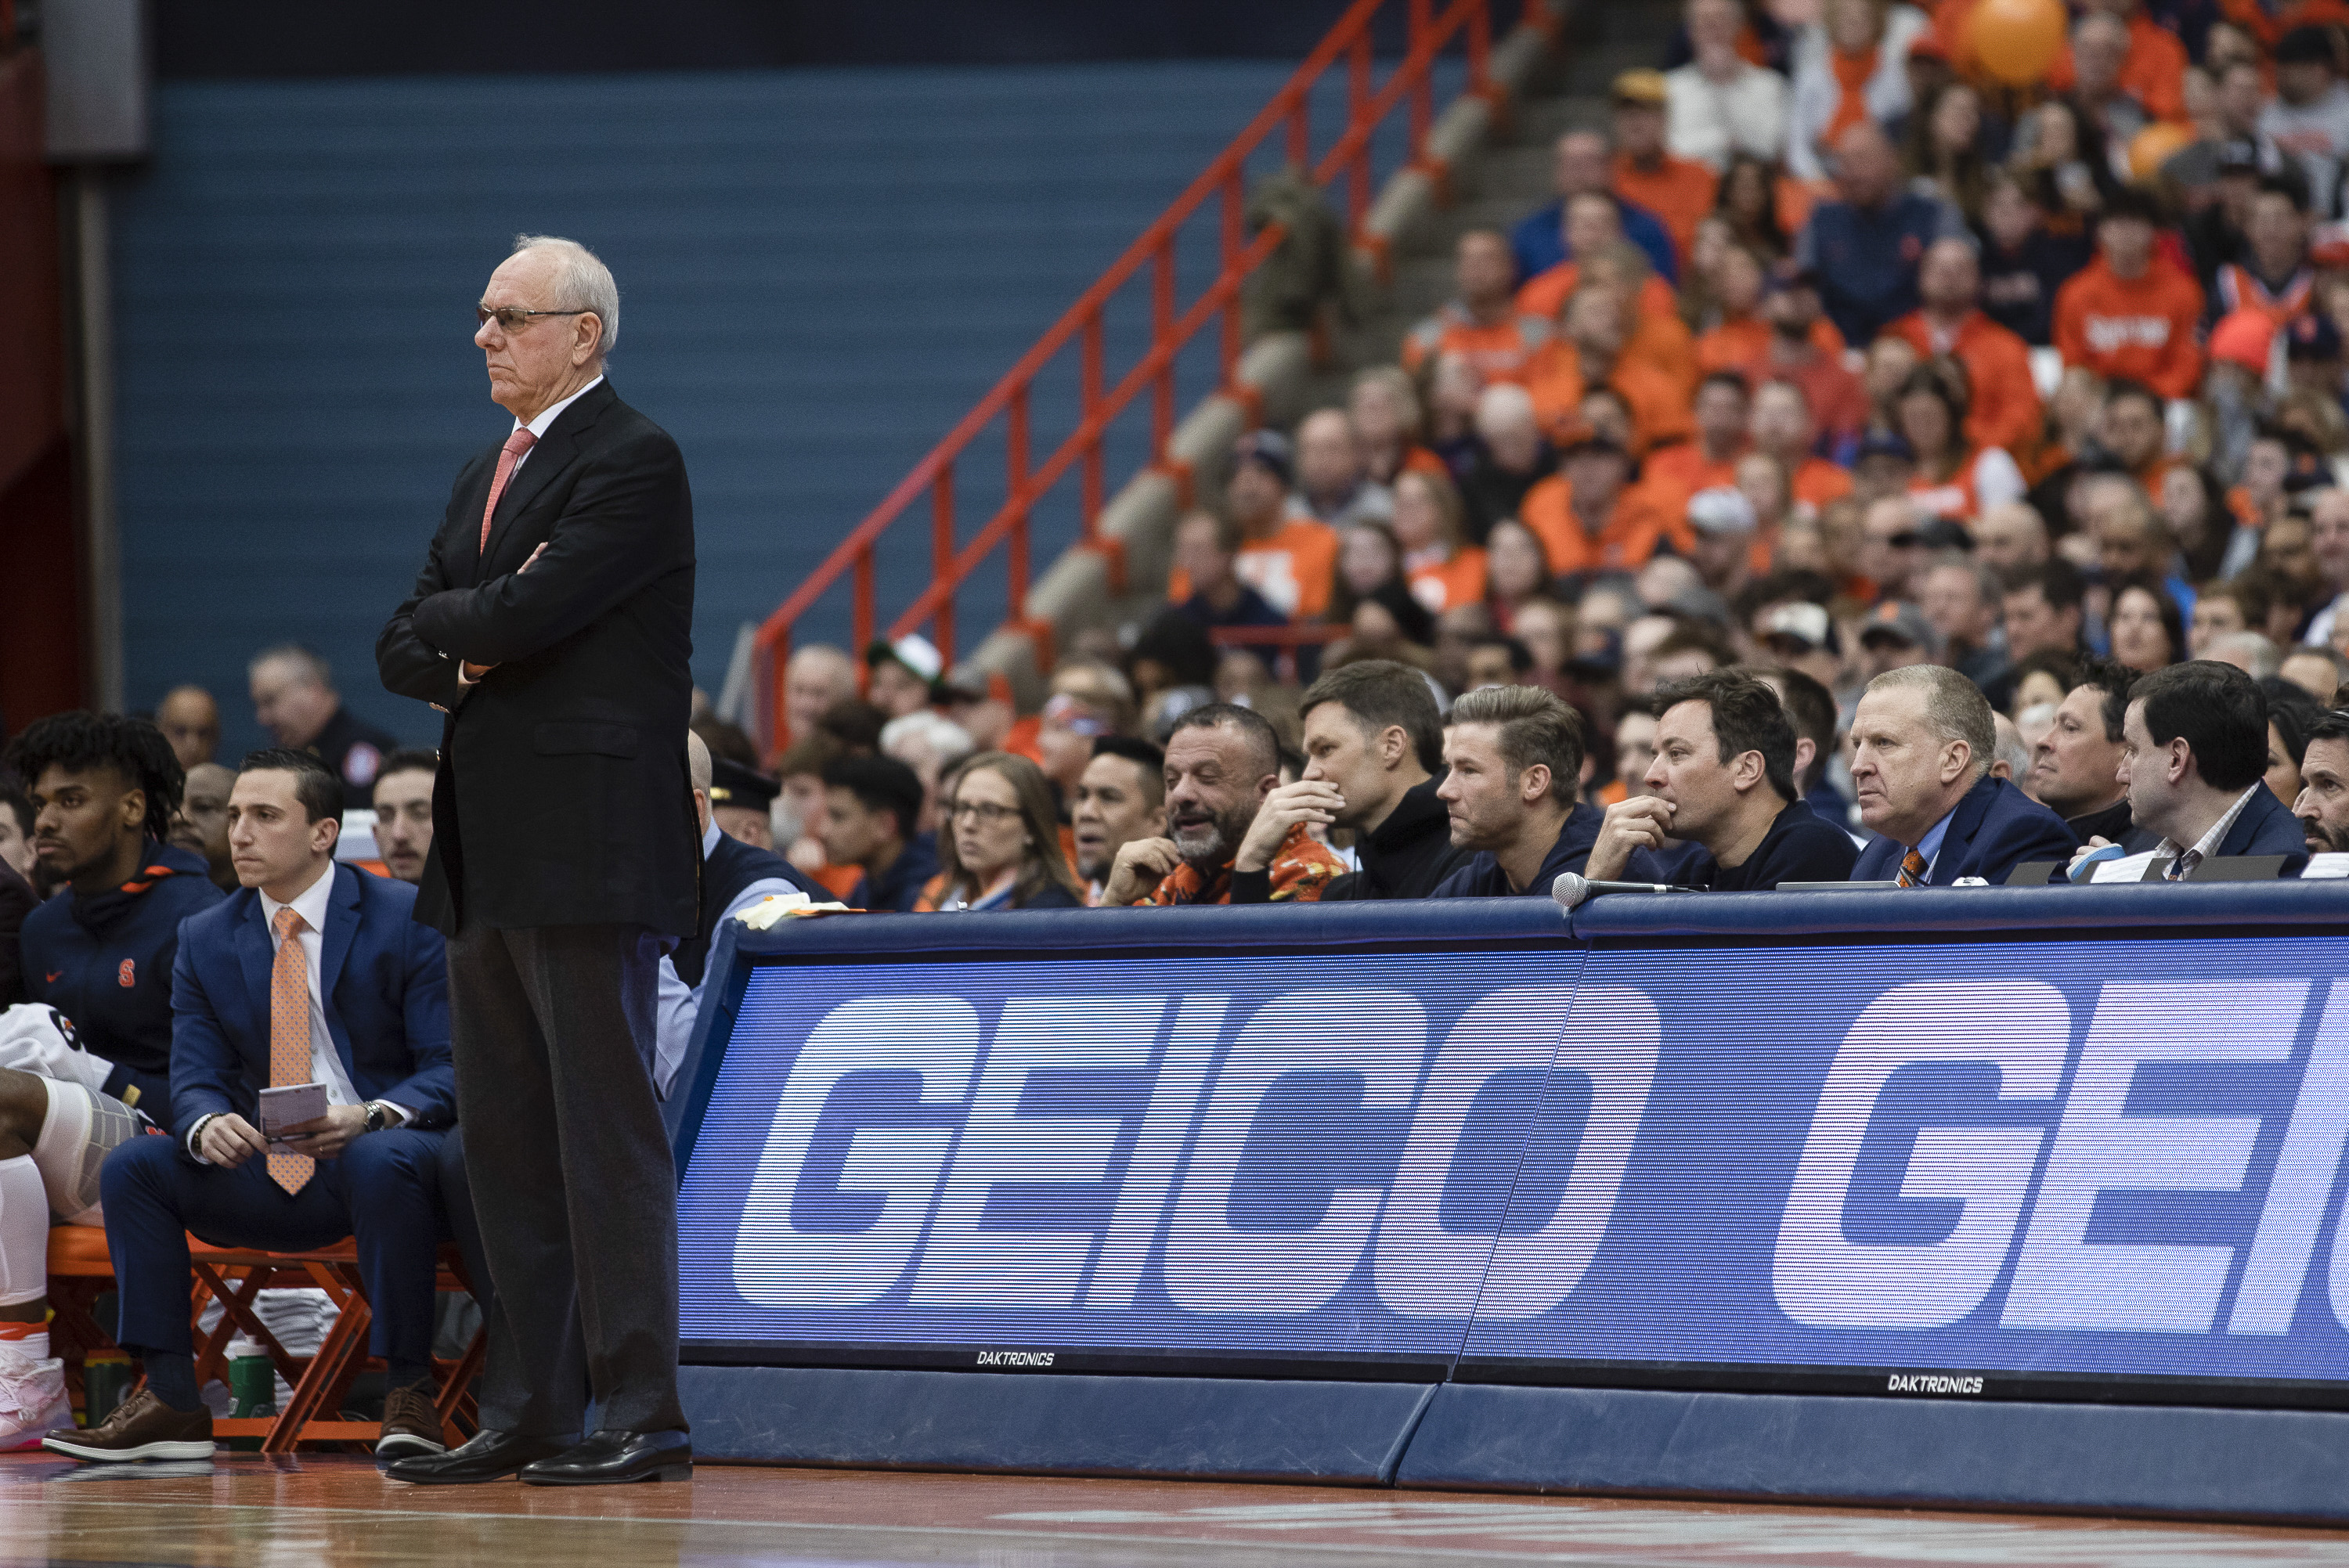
[
  {"xmin": 81, "ymin": 1351, "xmax": 132, "ymax": 1426},
  {"xmin": 228, "ymin": 1354, "xmax": 276, "ymax": 1451}
]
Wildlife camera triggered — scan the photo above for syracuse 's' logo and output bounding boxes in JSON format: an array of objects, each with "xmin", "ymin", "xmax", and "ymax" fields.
[{"xmin": 117, "ymin": 960, "xmax": 135, "ymax": 989}]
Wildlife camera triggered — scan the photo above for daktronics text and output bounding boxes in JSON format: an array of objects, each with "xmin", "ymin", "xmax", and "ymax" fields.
[{"xmin": 677, "ymin": 940, "xmax": 2349, "ymax": 1392}]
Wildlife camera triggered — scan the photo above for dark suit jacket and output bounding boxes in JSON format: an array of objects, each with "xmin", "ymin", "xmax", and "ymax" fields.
[
  {"xmin": 2214, "ymin": 784, "xmax": 2311, "ymax": 874},
  {"xmin": 1851, "ymin": 774, "xmax": 2078, "ymax": 887},
  {"xmin": 374, "ymin": 380, "xmax": 699, "ymax": 936},
  {"xmin": 169, "ymin": 863, "xmax": 455, "ymax": 1144}
]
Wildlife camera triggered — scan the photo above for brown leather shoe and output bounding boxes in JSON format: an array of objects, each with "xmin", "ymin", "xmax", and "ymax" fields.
[
  {"xmin": 375, "ymin": 1381, "xmax": 447, "ymax": 1461},
  {"xmin": 42, "ymin": 1386, "xmax": 214, "ymax": 1464}
]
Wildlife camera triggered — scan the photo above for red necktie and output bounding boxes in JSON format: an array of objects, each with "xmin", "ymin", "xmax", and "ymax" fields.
[
  {"xmin": 268, "ymin": 907, "xmax": 316, "ymax": 1197},
  {"xmin": 1897, "ymin": 847, "xmax": 1929, "ymax": 888},
  {"xmin": 478, "ymin": 427, "xmax": 538, "ymax": 554}
]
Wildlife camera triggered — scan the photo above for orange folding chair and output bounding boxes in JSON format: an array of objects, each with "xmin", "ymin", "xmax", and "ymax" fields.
[{"xmin": 46, "ymin": 1227, "xmax": 485, "ymax": 1454}]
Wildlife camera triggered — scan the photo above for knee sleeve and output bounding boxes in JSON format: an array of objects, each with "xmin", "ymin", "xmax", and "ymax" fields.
[
  {"xmin": 32, "ymin": 1078, "xmax": 139, "ymax": 1229},
  {"xmin": 0, "ymin": 1155, "xmax": 47, "ymax": 1307}
]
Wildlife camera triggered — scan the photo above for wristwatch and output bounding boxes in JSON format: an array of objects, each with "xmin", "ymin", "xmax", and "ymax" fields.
[{"xmin": 363, "ymin": 1101, "xmax": 392, "ymax": 1134}]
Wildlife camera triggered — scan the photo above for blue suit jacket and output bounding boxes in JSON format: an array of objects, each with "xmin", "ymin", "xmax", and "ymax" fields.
[
  {"xmin": 2216, "ymin": 784, "xmax": 2311, "ymax": 875},
  {"xmin": 1851, "ymin": 775, "xmax": 2078, "ymax": 887},
  {"xmin": 169, "ymin": 863, "xmax": 455, "ymax": 1141}
]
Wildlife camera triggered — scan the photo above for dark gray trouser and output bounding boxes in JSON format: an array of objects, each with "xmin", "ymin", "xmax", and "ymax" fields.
[{"xmin": 443, "ymin": 921, "xmax": 685, "ymax": 1437}]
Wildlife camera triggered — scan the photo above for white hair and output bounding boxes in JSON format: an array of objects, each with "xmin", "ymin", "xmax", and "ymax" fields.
[
  {"xmin": 2210, "ymin": 630, "xmax": 2282, "ymax": 680},
  {"xmin": 1474, "ymin": 382, "xmax": 1536, "ymax": 438},
  {"xmin": 248, "ymin": 643, "xmax": 331, "ymax": 687},
  {"xmin": 512, "ymin": 233, "xmax": 620, "ymax": 356}
]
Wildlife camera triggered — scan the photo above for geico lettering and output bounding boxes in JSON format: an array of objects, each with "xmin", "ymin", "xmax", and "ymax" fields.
[
  {"xmin": 1373, "ymin": 986, "xmax": 1581, "ymax": 1318},
  {"xmin": 2004, "ymin": 982, "xmax": 2308, "ymax": 1332},
  {"xmin": 733, "ymin": 996, "xmax": 978, "ymax": 1309},
  {"xmin": 1162, "ymin": 988, "xmax": 1424, "ymax": 1315},
  {"xmin": 1085, "ymin": 995, "xmax": 1225, "ymax": 1310},
  {"xmin": 909, "ymin": 995, "xmax": 1165, "ymax": 1309},
  {"xmin": 1773, "ymin": 981, "xmax": 2066, "ymax": 1329},
  {"xmin": 2083, "ymin": 314, "xmax": 2172, "ymax": 354},
  {"xmin": 2246, "ymin": 983, "xmax": 2349, "ymax": 1333},
  {"xmin": 1474, "ymin": 986, "xmax": 1658, "ymax": 1320}
]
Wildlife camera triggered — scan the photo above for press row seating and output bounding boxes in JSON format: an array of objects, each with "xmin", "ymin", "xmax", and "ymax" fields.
[{"xmin": 46, "ymin": 1226, "xmax": 485, "ymax": 1454}]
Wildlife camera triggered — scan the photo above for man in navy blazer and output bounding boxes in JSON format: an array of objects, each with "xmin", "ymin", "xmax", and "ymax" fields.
[
  {"xmin": 2114, "ymin": 661, "xmax": 2311, "ymax": 879},
  {"xmin": 48, "ymin": 751, "xmax": 453, "ymax": 1466},
  {"xmin": 1849, "ymin": 665, "xmax": 2078, "ymax": 886}
]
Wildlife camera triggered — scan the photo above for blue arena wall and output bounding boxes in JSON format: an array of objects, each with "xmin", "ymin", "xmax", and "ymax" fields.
[
  {"xmin": 669, "ymin": 885, "xmax": 2349, "ymax": 1520},
  {"xmin": 108, "ymin": 63, "xmax": 1451, "ymax": 755}
]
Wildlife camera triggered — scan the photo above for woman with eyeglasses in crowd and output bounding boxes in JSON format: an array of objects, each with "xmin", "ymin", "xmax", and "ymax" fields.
[{"xmin": 918, "ymin": 752, "xmax": 1086, "ymax": 911}]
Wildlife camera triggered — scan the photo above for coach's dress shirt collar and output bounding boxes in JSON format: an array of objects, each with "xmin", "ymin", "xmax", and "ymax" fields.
[
  {"xmin": 258, "ymin": 860, "xmax": 337, "ymax": 966},
  {"xmin": 508, "ymin": 374, "xmax": 604, "ymax": 472},
  {"xmin": 2156, "ymin": 784, "xmax": 2262, "ymax": 880},
  {"xmin": 1911, "ymin": 807, "xmax": 1956, "ymax": 882}
]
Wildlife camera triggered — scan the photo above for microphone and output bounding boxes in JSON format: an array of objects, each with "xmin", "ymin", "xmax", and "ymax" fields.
[{"xmin": 1550, "ymin": 872, "xmax": 1695, "ymax": 910}]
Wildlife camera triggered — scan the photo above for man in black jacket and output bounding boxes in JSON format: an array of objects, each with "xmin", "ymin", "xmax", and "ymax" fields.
[
  {"xmin": 2026, "ymin": 658, "xmax": 2157, "ymax": 852},
  {"xmin": 1236, "ymin": 661, "xmax": 1467, "ymax": 901},
  {"xmin": 1586, "ymin": 671, "xmax": 1857, "ymax": 889},
  {"xmin": 375, "ymin": 234, "xmax": 697, "ymax": 1487}
]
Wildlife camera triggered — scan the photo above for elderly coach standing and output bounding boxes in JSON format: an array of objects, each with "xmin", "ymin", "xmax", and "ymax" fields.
[{"xmin": 374, "ymin": 235, "xmax": 697, "ymax": 1487}]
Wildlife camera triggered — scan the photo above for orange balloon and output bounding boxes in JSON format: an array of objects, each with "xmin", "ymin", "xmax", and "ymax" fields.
[
  {"xmin": 1968, "ymin": 0, "xmax": 2067, "ymax": 86},
  {"xmin": 2128, "ymin": 121, "xmax": 2199, "ymax": 182}
]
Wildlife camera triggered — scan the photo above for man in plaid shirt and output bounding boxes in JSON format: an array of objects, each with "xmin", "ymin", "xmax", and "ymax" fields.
[{"xmin": 1099, "ymin": 705, "xmax": 1344, "ymax": 907}]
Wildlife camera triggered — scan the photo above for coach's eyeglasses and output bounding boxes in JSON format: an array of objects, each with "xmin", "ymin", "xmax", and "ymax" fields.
[
  {"xmin": 948, "ymin": 800, "xmax": 1020, "ymax": 825},
  {"xmin": 476, "ymin": 305, "xmax": 591, "ymax": 332}
]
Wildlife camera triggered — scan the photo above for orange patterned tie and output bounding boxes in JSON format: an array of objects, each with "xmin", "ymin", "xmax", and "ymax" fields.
[
  {"xmin": 477, "ymin": 427, "xmax": 537, "ymax": 554},
  {"xmin": 1896, "ymin": 847, "xmax": 1929, "ymax": 888},
  {"xmin": 268, "ymin": 907, "xmax": 316, "ymax": 1196}
]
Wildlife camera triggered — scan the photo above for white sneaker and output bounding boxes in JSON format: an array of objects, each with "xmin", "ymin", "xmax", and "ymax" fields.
[{"xmin": 0, "ymin": 1354, "xmax": 70, "ymax": 1451}]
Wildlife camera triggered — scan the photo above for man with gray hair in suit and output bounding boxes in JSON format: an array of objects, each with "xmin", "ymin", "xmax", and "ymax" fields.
[
  {"xmin": 377, "ymin": 233, "xmax": 697, "ymax": 1487},
  {"xmin": 1848, "ymin": 665, "xmax": 2077, "ymax": 886}
]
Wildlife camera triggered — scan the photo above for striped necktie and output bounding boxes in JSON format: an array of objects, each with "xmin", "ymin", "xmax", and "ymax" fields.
[
  {"xmin": 268, "ymin": 907, "xmax": 316, "ymax": 1196},
  {"xmin": 478, "ymin": 427, "xmax": 537, "ymax": 554},
  {"xmin": 1896, "ymin": 847, "xmax": 1929, "ymax": 888}
]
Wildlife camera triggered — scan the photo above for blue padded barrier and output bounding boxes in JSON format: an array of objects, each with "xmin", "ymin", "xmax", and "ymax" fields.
[
  {"xmin": 1568, "ymin": 879, "xmax": 2349, "ymax": 939},
  {"xmin": 680, "ymin": 1364, "xmax": 1438, "ymax": 1483},
  {"xmin": 670, "ymin": 884, "xmax": 2349, "ymax": 1519},
  {"xmin": 1397, "ymin": 1383, "xmax": 2349, "ymax": 1523}
]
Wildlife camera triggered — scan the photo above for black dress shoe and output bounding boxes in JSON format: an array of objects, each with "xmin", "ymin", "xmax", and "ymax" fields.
[
  {"xmin": 518, "ymin": 1429, "xmax": 692, "ymax": 1486},
  {"xmin": 384, "ymin": 1427, "xmax": 576, "ymax": 1485}
]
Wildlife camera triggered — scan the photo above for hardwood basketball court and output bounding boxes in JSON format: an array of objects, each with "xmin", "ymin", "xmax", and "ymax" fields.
[{"xmin": 4, "ymin": 1454, "xmax": 2347, "ymax": 1566}]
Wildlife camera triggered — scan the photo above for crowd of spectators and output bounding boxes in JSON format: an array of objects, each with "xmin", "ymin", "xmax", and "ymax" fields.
[{"xmin": 701, "ymin": 0, "xmax": 2349, "ymax": 903}]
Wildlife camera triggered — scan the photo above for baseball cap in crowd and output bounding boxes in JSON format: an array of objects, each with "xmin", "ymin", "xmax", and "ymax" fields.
[
  {"xmin": 1612, "ymin": 68, "xmax": 1668, "ymax": 106},
  {"xmin": 2286, "ymin": 312, "xmax": 2344, "ymax": 363},
  {"xmin": 708, "ymin": 756, "xmax": 781, "ymax": 813},
  {"xmin": 1763, "ymin": 261, "xmax": 1824, "ymax": 297},
  {"xmin": 2210, "ymin": 309, "xmax": 2278, "ymax": 376},
  {"xmin": 1903, "ymin": 517, "xmax": 1972, "ymax": 552},
  {"xmin": 2097, "ymin": 186, "xmax": 2163, "ymax": 227},
  {"xmin": 1762, "ymin": 601, "xmax": 1840, "ymax": 655},
  {"xmin": 1857, "ymin": 600, "xmax": 1945, "ymax": 656},
  {"xmin": 1233, "ymin": 429, "xmax": 1295, "ymax": 487},
  {"xmin": 1041, "ymin": 691, "xmax": 1117, "ymax": 739},
  {"xmin": 1557, "ymin": 428, "xmax": 1630, "ymax": 463},
  {"xmin": 865, "ymin": 633, "xmax": 944, "ymax": 684},
  {"xmin": 2214, "ymin": 140, "xmax": 2264, "ymax": 178},
  {"xmin": 1687, "ymin": 486, "xmax": 1758, "ymax": 536},
  {"xmin": 1853, "ymin": 431, "xmax": 1917, "ymax": 467},
  {"xmin": 2276, "ymin": 24, "xmax": 2338, "ymax": 66}
]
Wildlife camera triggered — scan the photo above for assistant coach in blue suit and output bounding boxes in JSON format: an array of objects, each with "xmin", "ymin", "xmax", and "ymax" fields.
[
  {"xmin": 1849, "ymin": 665, "xmax": 2077, "ymax": 886},
  {"xmin": 48, "ymin": 750, "xmax": 453, "ymax": 1466}
]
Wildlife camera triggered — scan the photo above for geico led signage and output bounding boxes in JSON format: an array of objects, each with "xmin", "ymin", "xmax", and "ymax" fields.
[{"xmin": 677, "ymin": 938, "xmax": 2349, "ymax": 1393}]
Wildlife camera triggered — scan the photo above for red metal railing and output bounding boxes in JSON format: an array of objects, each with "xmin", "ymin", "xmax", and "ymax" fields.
[{"xmin": 752, "ymin": 0, "xmax": 1532, "ymax": 751}]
